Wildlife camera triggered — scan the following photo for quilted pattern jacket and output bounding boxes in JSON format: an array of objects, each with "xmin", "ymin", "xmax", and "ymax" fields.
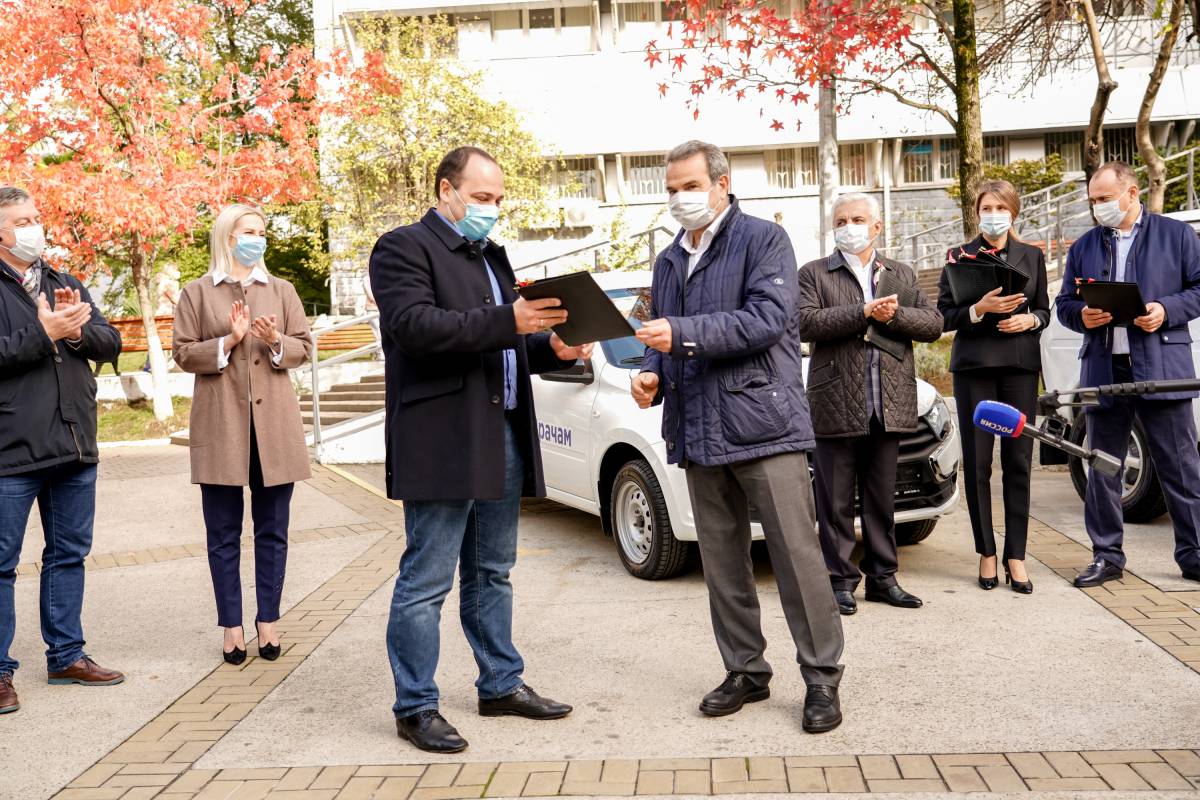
[
  {"xmin": 797, "ymin": 251, "xmax": 943, "ymax": 438},
  {"xmin": 641, "ymin": 198, "xmax": 816, "ymax": 466}
]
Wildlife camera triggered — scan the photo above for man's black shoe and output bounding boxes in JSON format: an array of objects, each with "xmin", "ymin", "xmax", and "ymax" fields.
[
  {"xmin": 834, "ymin": 590, "xmax": 857, "ymax": 616},
  {"xmin": 396, "ymin": 710, "xmax": 467, "ymax": 753},
  {"xmin": 864, "ymin": 583, "xmax": 923, "ymax": 608},
  {"xmin": 479, "ymin": 685, "xmax": 572, "ymax": 720},
  {"xmin": 1074, "ymin": 559, "xmax": 1123, "ymax": 588},
  {"xmin": 699, "ymin": 672, "xmax": 770, "ymax": 717},
  {"xmin": 802, "ymin": 685, "xmax": 842, "ymax": 733},
  {"xmin": 1181, "ymin": 568, "xmax": 1200, "ymax": 583}
]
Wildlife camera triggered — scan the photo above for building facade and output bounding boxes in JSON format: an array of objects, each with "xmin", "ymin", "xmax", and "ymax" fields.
[{"xmin": 315, "ymin": 0, "xmax": 1200, "ymax": 313}]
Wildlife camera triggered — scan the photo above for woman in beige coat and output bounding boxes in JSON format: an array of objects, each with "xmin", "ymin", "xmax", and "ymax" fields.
[{"xmin": 173, "ymin": 204, "xmax": 313, "ymax": 664}]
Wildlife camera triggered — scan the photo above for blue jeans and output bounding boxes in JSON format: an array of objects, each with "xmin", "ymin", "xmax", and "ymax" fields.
[
  {"xmin": 0, "ymin": 462, "xmax": 97, "ymax": 676},
  {"xmin": 387, "ymin": 420, "xmax": 525, "ymax": 717}
]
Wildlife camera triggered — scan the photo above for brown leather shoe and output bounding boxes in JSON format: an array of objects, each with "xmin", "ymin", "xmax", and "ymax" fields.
[
  {"xmin": 47, "ymin": 657, "xmax": 124, "ymax": 686},
  {"xmin": 0, "ymin": 674, "xmax": 17, "ymax": 713}
]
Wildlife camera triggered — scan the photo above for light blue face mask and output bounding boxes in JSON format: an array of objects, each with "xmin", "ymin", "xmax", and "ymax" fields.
[
  {"xmin": 233, "ymin": 234, "xmax": 267, "ymax": 266},
  {"xmin": 452, "ymin": 188, "xmax": 500, "ymax": 242}
]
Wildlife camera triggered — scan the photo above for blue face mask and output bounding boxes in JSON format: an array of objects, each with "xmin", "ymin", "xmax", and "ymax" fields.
[
  {"xmin": 233, "ymin": 234, "xmax": 267, "ymax": 266},
  {"xmin": 452, "ymin": 188, "xmax": 500, "ymax": 242}
]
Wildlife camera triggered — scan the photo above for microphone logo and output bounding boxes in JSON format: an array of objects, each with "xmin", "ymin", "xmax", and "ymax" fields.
[{"xmin": 977, "ymin": 417, "xmax": 1015, "ymax": 436}]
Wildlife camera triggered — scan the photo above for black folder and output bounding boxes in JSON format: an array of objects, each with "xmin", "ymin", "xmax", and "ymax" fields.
[
  {"xmin": 865, "ymin": 267, "xmax": 918, "ymax": 360},
  {"xmin": 943, "ymin": 247, "xmax": 1030, "ymax": 306},
  {"xmin": 516, "ymin": 271, "xmax": 635, "ymax": 346},
  {"xmin": 1077, "ymin": 280, "xmax": 1148, "ymax": 326}
]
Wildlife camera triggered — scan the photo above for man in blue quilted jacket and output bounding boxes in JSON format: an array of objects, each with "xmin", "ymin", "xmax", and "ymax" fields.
[{"xmin": 631, "ymin": 140, "xmax": 845, "ymax": 734}]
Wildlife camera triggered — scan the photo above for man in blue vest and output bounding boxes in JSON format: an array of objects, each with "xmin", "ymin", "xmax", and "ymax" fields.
[{"xmin": 1056, "ymin": 160, "xmax": 1200, "ymax": 587}]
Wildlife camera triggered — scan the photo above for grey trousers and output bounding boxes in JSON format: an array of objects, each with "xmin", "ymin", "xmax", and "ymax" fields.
[{"xmin": 685, "ymin": 451, "xmax": 845, "ymax": 688}]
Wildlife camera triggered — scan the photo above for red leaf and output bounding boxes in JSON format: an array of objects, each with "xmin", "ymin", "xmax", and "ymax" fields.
[
  {"xmin": 658, "ymin": 82, "xmax": 669, "ymax": 97},
  {"xmin": 770, "ymin": 119, "xmax": 784, "ymax": 131}
]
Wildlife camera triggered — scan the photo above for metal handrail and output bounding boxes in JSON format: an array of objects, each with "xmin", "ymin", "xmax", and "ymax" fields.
[
  {"xmin": 516, "ymin": 224, "xmax": 675, "ymax": 277},
  {"xmin": 305, "ymin": 310, "xmax": 382, "ymax": 453}
]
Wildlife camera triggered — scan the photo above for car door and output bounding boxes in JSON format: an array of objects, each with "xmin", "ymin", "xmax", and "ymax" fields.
[{"xmin": 533, "ymin": 358, "xmax": 600, "ymax": 501}]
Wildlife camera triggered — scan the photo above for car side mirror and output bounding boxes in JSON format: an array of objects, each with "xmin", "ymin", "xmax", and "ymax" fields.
[{"xmin": 541, "ymin": 358, "xmax": 594, "ymax": 385}]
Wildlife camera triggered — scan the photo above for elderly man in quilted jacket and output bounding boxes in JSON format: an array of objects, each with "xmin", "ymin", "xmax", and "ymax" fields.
[
  {"xmin": 631, "ymin": 140, "xmax": 845, "ymax": 734},
  {"xmin": 798, "ymin": 193, "xmax": 944, "ymax": 617}
]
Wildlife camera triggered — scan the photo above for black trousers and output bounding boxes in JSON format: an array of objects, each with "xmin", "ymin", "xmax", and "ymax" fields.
[
  {"xmin": 952, "ymin": 368, "xmax": 1039, "ymax": 561},
  {"xmin": 200, "ymin": 426, "xmax": 294, "ymax": 628},
  {"xmin": 813, "ymin": 419, "xmax": 900, "ymax": 592}
]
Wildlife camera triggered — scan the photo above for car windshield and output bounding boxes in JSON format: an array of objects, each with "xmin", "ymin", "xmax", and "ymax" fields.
[{"xmin": 602, "ymin": 287, "xmax": 653, "ymax": 369}]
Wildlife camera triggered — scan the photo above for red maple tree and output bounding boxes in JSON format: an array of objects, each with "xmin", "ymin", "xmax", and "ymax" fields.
[{"xmin": 0, "ymin": 0, "xmax": 394, "ymax": 418}]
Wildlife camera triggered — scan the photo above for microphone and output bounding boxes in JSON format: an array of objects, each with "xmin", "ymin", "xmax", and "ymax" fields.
[{"xmin": 973, "ymin": 400, "xmax": 1122, "ymax": 477}]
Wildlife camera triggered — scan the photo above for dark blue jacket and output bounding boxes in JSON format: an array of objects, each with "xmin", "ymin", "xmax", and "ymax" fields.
[
  {"xmin": 641, "ymin": 198, "xmax": 815, "ymax": 467},
  {"xmin": 1056, "ymin": 210, "xmax": 1200, "ymax": 403}
]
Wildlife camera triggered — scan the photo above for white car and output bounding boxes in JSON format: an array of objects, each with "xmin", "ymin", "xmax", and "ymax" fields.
[
  {"xmin": 1039, "ymin": 208, "xmax": 1200, "ymax": 522},
  {"xmin": 532, "ymin": 270, "xmax": 962, "ymax": 580}
]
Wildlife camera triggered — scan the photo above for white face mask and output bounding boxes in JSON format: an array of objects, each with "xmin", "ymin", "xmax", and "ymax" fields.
[
  {"xmin": 1093, "ymin": 196, "xmax": 1129, "ymax": 228},
  {"xmin": 979, "ymin": 211, "xmax": 1012, "ymax": 238},
  {"xmin": 0, "ymin": 224, "xmax": 45, "ymax": 263},
  {"xmin": 834, "ymin": 223, "xmax": 874, "ymax": 255},
  {"xmin": 668, "ymin": 190, "xmax": 718, "ymax": 231}
]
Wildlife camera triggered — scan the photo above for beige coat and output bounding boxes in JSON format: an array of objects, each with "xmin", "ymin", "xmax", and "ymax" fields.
[{"xmin": 173, "ymin": 274, "xmax": 313, "ymax": 487}]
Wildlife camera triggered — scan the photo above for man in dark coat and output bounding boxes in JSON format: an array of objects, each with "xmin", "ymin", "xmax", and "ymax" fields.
[
  {"xmin": 0, "ymin": 186, "xmax": 124, "ymax": 716},
  {"xmin": 368, "ymin": 147, "xmax": 590, "ymax": 753},
  {"xmin": 797, "ymin": 193, "xmax": 944, "ymax": 616},
  {"xmin": 1056, "ymin": 160, "xmax": 1200, "ymax": 588},
  {"xmin": 632, "ymin": 140, "xmax": 845, "ymax": 734}
]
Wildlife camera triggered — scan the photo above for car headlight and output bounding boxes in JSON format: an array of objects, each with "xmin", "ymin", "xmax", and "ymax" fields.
[{"xmin": 924, "ymin": 396, "xmax": 951, "ymax": 439}]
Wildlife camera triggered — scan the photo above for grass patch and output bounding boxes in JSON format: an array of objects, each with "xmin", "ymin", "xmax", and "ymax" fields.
[
  {"xmin": 915, "ymin": 335, "xmax": 953, "ymax": 396},
  {"xmin": 97, "ymin": 398, "xmax": 192, "ymax": 442}
]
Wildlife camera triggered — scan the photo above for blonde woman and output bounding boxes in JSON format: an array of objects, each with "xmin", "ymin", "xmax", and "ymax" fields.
[{"xmin": 173, "ymin": 205, "xmax": 314, "ymax": 663}]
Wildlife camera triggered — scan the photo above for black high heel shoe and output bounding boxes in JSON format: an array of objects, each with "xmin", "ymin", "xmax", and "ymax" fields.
[
  {"xmin": 256, "ymin": 621, "xmax": 281, "ymax": 661},
  {"xmin": 1004, "ymin": 562, "xmax": 1033, "ymax": 594},
  {"xmin": 978, "ymin": 557, "xmax": 998, "ymax": 590},
  {"xmin": 223, "ymin": 627, "xmax": 247, "ymax": 665}
]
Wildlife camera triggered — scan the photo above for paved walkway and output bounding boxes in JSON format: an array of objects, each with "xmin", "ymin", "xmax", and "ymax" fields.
[{"xmin": 3, "ymin": 447, "xmax": 1199, "ymax": 799}]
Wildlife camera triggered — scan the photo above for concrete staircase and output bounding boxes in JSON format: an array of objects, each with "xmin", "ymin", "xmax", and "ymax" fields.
[{"xmin": 300, "ymin": 374, "xmax": 385, "ymax": 427}]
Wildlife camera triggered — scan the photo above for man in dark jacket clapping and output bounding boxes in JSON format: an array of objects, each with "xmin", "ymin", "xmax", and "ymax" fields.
[
  {"xmin": 632, "ymin": 141, "xmax": 845, "ymax": 734},
  {"xmin": 0, "ymin": 187, "xmax": 124, "ymax": 715}
]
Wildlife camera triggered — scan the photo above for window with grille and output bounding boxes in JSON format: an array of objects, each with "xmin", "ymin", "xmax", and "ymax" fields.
[
  {"xmin": 550, "ymin": 157, "xmax": 602, "ymax": 200},
  {"xmin": 938, "ymin": 137, "xmax": 960, "ymax": 181},
  {"xmin": 765, "ymin": 149, "xmax": 796, "ymax": 190},
  {"xmin": 626, "ymin": 154, "xmax": 666, "ymax": 196},
  {"xmin": 796, "ymin": 147, "xmax": 818, "ymax": 185},
  {"xmin": 620, "ymin": 1, "xmax": 657, "ymax": 25},
  {"xmin": 1104, "ymin": 127, "xmax": 1137, "ymax": 164},
  {"xmin": 840, "ymin": 143, "xmax": 868, "ymax": 186},
  {"xmin": 1046, "ymin": 131, "xmax": 1084, "ymax": 173},
  {"xmin": 983, "ymin": 135, "xmax": 1007, "ymax": 165},
  {"xmin": 529, "ymin": 8, "xmax": 557, "ymax": 28},
  {"xmin": 903, "ymin": 139, "xmax": 934, "ymax": 183}
]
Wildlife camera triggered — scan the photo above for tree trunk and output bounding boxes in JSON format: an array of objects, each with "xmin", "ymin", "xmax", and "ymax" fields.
[
  {"xmin": 1137, "ymin": 0, "xmax": 1184, "ymax": 213},
  {"xmin": 1081, "ymin": 0, "xmax": 1118, "ymax": 181},
  {"xmin": 950, "ymin": 0, "xmax": 984, "ymax": 237},
  {"xmin": 129, "ymin": 234, "xmax": 174, "ymax": 421},
  {"xmin": 818, "ymin": 79, "xmax": 840, "ymax": 254}
]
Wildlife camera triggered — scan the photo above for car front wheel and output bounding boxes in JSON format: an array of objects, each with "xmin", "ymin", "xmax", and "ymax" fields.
[
  {"xmin": 610, "ymin": 458, "xmax": 691, "ymax": 580},
  {"xmin": 895, "ymin": 518, "xmax": 937, "ymax": 546}
]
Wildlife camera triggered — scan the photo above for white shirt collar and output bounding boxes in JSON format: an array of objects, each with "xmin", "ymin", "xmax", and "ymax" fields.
[
  {"xmin": 840, "ymin": 249, "xmax": 875, "ymax": 272},
  {"xmin": 212, "ymin": 266, "xmax": 269, "ymax": 286},
  {"xmin": 1116, "ymin": 206, "xmax": 1144, "ymax": 239},
  {"xmin": 679, "ymin": 202, "xmax": 733, "ymax": 255}
]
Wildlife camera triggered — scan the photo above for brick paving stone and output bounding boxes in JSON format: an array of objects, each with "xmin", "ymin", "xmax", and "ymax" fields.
[
  {"xmin": 635, "ymin": 770, "xmax": 674, "ymax": 796},
  {"xmin": 1006, "ymin": 752, "xmax": 1057, "ymax": 779},
  {"xmin": 1025, "ymin": 777, "xmax": 1110, "ymax": 791},
  {"xmin": 822, "ymin": 767, "xmax": 866, "ymax": 793},
  {"xmin": 1093, "ymin": 763, "xmax": 1153, "ymax": 790},
  {"xmin": 192, "ymin": 781, "xmax": 245, "ymax": 800},
  {"xmin": 410, "ymin": 786, "xmax": 486, "ymax": 800},
  {"xmin": 639, "ymin": 759, "xmax": 708, "ymax": 772},
  {"xmin": 932, "ymin": 753, "xmax": 1009, "ymax": 768},
  {"xmin": 276, "ymin": 768, "xmax": 323, "ymax": 791},
  {"xmin": 311, "ymin": 767, "xmax": 358, "ymax": 791},
  {"xmin": 784, "ymin": 756, "xmax": 857, "ymax": 769},
  {"xmin": 54, "ymin": 790, "xmax": 129, "ymax": 800},
  {"xmin": 69, "ymin": 764, "xmax": 125, "ymax": 788},
  {"xmin": 710, "ymin": 758, "xmax": 746, "ymax": 784},
  {"xmin": 856, "ymin": 755, "xmax": 899, "ymax": 780},
  {"xmin": 865, "ymin": 778, "xmax": 946, "ymax": 792},
  {"xmin": 332, "ymin": 777, "xmax": 384, "ymax": 799},
  {"xmin": 484, "ymin": 773, "xmax": 528, "ymax": 798},
  {"xmin": 711, "ymin": 779, "xmax": 788, "ymax": 794},
  {"xmin": 563, "ymin": 761, "xmax": 602, "ymax": 784},
  {"xmin": 892, "ymin": 755, "xmax": 939, "ymax": 780},
  {"xmin": 1132, "ymin": 762, "xmax": 1194, "ymax": 790},
  {"xmin": 1044, "ymin": 751, "xmax": 1099, "ymax": 777},
  {"xmin": 939, "ymin": 766, "xmax": 988, "ymax": 792},
  {"xmin": 785, "ymin": 768, "xmax": 826, "ymax": 793},
  {"xmin": 672, "ymin": 770, "xmax": 711, "ymax": 795},
  {"xmin": 1082, "ymin": 749, "xmax": 1163, "ymax": 764},
  {"xmin": 1159, "ymin": 749, "xmax": 1200, "ymax": 776},
  {"xmin": 747, "ymin": 757, "xmax": 786, "ymax": 781},
  {"xmin": 977, "ymin": 765, "xmax": 1027, "ymax": 792},
  {"xmin": 602, "ymin": 760, "xmax": 640, "ymax": 784},
  {"xmin": 557, "ymin": 781, "xmax": 635, "ymax": 797},
  {"xmin": 496, "ymin": 763, "xmax": 567, "ymax": 775},
  {"xmin": 522, "ymin": 772, "xmax": 564, "ymax": 797},
  {"xmin": 454, "ymin": 765, "xmax": 498, "ymax": 786}
]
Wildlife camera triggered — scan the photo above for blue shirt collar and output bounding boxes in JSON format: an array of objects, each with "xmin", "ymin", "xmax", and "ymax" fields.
[{"xmin": 433, "ymin": 208, "xmax": 465, "ymax": 238}]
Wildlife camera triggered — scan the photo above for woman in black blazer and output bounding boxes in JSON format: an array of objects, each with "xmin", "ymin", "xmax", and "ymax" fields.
[{"xmin": 938, "ymin": 180, "xmax": 1050, "ymax": 594}]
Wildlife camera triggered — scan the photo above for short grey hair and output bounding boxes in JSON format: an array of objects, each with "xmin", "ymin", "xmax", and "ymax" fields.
[
  {"xmin": 665, "ymin": 140, "xmax": 730, "ymax": 182},
  {"xmin": 0, "ymin": 187, "xmax": 31, "ymax": 225},
  {"xmin": 832, "ymin": 191, "xmax": 881, "ymax": 223},
  {"xmin": 1093, "ymin": 160, "xmax": 1139, "ymax": 188}
]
